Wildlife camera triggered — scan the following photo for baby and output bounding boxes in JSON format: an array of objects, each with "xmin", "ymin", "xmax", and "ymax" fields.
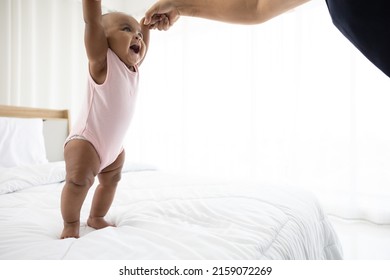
[{"xmin": 60, "ymin": 0, "xmax": 151, "ymax": 239}]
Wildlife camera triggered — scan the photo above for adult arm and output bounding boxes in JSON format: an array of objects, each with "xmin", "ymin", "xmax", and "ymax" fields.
[{"xmin": 145, "ymin": 0, "xmax": 311, "ymax": 29}]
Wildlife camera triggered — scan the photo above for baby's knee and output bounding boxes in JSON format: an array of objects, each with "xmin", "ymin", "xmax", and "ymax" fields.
[
  {"xmin": 99, "ymin": 171, "xmax": 122, "ymax": 187},
  {"xmin": 66, "ymin": 170, "xmax": 96, "ymax": 188},
  {"xmin": 111, "ymin": 172, "xmax": 122, "ymax": 184}
]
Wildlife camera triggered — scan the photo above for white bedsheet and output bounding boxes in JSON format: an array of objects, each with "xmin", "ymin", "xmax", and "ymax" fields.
[{"xmin": 0, "ymin": 163, "xmax": 342, "ymax": 259}]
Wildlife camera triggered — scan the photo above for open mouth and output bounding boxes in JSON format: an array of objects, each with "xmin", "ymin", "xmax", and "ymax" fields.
[{"xmin": 130, "ymin": 44, "xmax": 140, "ymax": 54}]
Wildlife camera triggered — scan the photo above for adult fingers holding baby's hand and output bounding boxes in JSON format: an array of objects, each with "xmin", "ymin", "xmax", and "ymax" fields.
[
  {"xmin": 144, "ymin": 1, "xmax": 180, "ymax": 30},
  {"xmin": 149, "ymin": 15, "xmax": 172, "ymax": 31}
]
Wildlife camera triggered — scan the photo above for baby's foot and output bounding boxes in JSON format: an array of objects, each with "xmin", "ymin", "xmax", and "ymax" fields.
[
  {"xmin": 61, "ymin": 221, "xmax": 80, "ymax": 239},
  {"xmin": 87, "ymin": 216, "xmax": 115, "ymax": 230}
]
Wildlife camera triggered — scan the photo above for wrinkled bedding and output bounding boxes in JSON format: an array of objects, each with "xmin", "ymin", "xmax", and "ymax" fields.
[{"xmin": 0, "ymin": 162, "xmax": 343, "ymax": 259}]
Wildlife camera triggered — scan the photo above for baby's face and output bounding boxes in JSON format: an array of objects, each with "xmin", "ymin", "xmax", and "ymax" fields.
[{"xmin": 103, "ymin": 13, "xmax": 146, "ymax": 68}]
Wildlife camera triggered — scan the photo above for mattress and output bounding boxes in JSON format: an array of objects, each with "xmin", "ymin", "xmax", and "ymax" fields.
[{"xmin": 0, "ymin": 162, "xmax": 342, "ymax": 259}]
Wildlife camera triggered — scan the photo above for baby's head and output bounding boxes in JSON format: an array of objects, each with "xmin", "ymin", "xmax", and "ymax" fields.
[{"xmin": 102, "ymin": 12, "xmax": 146, "ymax": 68}]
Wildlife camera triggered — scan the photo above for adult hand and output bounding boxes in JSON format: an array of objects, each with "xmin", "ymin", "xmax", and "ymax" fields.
[{"xmin": 144, "ymin": 1, "xmax": 180, "ymax": 30}]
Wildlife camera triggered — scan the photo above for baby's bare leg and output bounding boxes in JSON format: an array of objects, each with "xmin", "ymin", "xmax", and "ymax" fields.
[
  {"xmin": 87, "ymin": 150, "xmax": 125, "ymax": 230},
  {"xmin": 60, "ymin": 140, "xmax": 100, "ymax": 239}
]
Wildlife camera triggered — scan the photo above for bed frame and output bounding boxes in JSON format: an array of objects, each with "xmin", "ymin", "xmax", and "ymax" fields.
[{"xmin": 0, "ymin": 105, "xmax": 70, "ymax": 162}]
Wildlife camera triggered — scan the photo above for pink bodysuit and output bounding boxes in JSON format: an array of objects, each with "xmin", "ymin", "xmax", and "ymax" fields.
[{"xmin": 66, "ymin": 48, "xmax": 139, "ymax": 172}]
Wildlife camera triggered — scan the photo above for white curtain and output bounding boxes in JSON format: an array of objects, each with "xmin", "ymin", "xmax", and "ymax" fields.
[
  {"xmin": 1, "ymin": 0, "xmax": 390, "ymax": 224},
  {"xmin": 0, "ymin": 0, "xmax": 86, "ymax": 110}
]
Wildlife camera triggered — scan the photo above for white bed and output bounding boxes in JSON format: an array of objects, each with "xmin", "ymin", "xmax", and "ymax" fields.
[{"xmin": 0, "ymin": 105, "xmax": 343, "ymax": 260}]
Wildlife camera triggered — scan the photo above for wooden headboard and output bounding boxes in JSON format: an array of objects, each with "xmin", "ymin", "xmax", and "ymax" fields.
[{"xmin": 0, "ymin": 105, "xmax": 70, "ymax": 162}]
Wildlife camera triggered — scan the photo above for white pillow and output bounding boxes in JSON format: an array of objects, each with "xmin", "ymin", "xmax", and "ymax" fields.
[{"xmin": 0, "ymin": 117, "xmax": 48, "ymax": 168}]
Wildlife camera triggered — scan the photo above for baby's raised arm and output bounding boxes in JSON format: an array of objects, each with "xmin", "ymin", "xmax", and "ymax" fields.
[
  {"xmin": 138, "ymin": 17, "xmax": 150, "ymax": 67},
  {"xmin": 82, "ymin": 0, "xmax": 108, "ymax": 84}
]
